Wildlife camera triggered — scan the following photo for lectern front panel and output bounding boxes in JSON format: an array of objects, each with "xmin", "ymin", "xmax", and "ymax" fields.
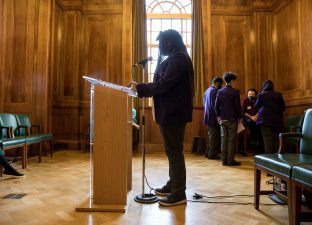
[{"xmin": 93, "ymin": 85, "xmax": 129, "ymax": 205}]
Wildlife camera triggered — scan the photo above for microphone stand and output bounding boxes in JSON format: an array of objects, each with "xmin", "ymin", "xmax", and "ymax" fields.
[{"xmin": 134, "ymin": 61, "xmax": 158, "ymax": 204}]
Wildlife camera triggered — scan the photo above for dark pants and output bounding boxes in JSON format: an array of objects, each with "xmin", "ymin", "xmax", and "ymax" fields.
[
  {"xmin": 242, "ymin": 117, "xmax": 261, "ymax": 144},
  {"xmin": 206, "ymin": 125, "xmax": 221, "ymax": 157},
  {"xmin": 261, "ymin": 125, "xmax": 281, "ymax": 154},
  {"xmin": 159, "ymin": 123, "xmax": 186, "ymax": 197},
  {"xmin": 220, "ymin": 120, "xmax": 238, "ymax": 163}
]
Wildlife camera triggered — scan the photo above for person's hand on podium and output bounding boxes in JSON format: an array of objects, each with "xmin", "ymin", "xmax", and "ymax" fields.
[
  {"xmin": 132, "ymin": 122, "xmax": 140, "ymax": 130},
  {"xmin": 127, "ymin": 81, "xmax": 137, "ymax": 91}
]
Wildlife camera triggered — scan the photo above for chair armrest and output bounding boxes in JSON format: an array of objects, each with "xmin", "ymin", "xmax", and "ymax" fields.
[
  {"xmin": 0, "ymin": 126, "xmax": 11, "ymax": 138},
  {"xmin": 17, "ymin": 126, "xmax": 30, "ymax": 136},
  {"xmin": 290, "ymin": 126, "xmax": 302, "ymax": 132},
  {"xmin": 31, "ymin": 125, "xmax": 41, "ymax": 134},
  {"xmin": 278, "ymin": 132, "xmax": 302, "ymax": 153},
  {"xmin": 279, "ymin": 132, "xmax": 302, "ymax": 138}
]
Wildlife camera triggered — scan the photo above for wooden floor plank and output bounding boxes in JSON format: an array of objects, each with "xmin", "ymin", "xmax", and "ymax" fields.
[{"xmin": 0, "ymin": 151, "xmax": 310, "ymax": 225}]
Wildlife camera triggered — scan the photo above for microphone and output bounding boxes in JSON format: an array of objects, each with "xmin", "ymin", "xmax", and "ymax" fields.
[{"xmin": 132, "ymin": 56, "xmax": 153, "ymax": 67}]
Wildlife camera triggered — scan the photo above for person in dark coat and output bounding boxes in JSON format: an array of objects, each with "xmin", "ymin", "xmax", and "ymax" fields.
[
  {"xmin": 133, "ymin": 29, "xmax": 194, "ymax": 206},
  {"xmin": 215, "ymin": 72, "xmax": 241, "ymax": 166},
  {"xmin": 0, "ymin": 142, "xmax": 24, "ymax": 177},
  {"xmin": 203, "ymin": 77, "xmax": 223, "ymax": 159},
  {"xmin": 255, "ymin": 80, "xmax": 285, "ymax": 153}
]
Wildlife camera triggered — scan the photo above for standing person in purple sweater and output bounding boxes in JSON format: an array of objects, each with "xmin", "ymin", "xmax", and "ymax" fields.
[
  {"xmin": 203, "ymin": 77, "xmax": 223, "ymax": 159},
  {"xmin": 132, "ymin": 29, "xmax": 194, "ymax": 206},
  {"xmin": 215, "ymin": 72, "xmax": 242, "ymax": 166},
  {"xmin": 255, "ymin": 80, "xmax": 285, "ymax": 153}
]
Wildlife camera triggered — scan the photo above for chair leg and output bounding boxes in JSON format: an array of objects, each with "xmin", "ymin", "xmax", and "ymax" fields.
[
  {"xmin": 49, "ymin": 140, "xmax": 53, "ymax": 157},
  {"xmin": 254, "ymin": 167, "xmax": 261, "ymax": 209},
  {"xmin": 38, "ymin": 142, "xmax": 42, "ymax": 163},
  {"xmin": 0, "ymin": 152, "xmax": 3, "ymax": 177},
  {"xmin": 287, "ymin": 179, "xmax": 294, "ymax": 225},
  {"xmin": 290, "ymin": 180, "xmax": 301, "ymax": 225},
  {"xmin": 244, "ymin": 130, "xmax": 247, "ymax": 154},
  {"xmin": 23, "ymin": 145, "xmax": 27, "ymax": 169}
]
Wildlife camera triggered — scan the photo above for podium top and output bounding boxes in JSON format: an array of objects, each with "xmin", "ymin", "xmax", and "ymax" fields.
[{"xmin": 83, "ymin": 76, "xmax": 137, "ymax": 97}]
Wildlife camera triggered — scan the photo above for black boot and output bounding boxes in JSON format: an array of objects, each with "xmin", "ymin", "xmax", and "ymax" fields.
[{"xmin": 0, "ymin": 155, "xmax": 24, "ymax": 176}]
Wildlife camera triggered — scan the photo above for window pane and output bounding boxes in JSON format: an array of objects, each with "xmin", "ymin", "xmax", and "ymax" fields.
[
  {"xmin": 184, "ymin": 4, "xmax": 192, "ymax": 14},
  {"xmin": 186, "ymin": 32, "xmax": 192, "ymax": 45},
  {"xmin": 151, "ymin": 31, "xmax": 160, "ymax": 44},
  {"xmin": 146, "ymin": 0, "xmax": 192, "ymax": 105},
  {"xmin": 161, "ymin": 19, "xmax": 172, "ymax": 30},
  {"xmin": 151, "ymin": 48, "xmax": 159, "ymax": 62},
  {"xmin": 153, "ymin": 5, "xmax": 163, "ymax": 13},
  {"xmin": 151, "ymin": 19, "xmax": 162, "ymax": 30},
  {"xmin": 172, "ymin": 19, "xmax": 181, "ymax": 31},
  {"xmin": 146, "ymin": 20, "xmax": 150, "ymax": 31}
]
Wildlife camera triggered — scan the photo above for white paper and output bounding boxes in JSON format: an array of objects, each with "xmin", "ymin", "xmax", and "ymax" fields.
[{"xmin": 237, "ymin": 120, "xmax": 245, "ymax": 134}]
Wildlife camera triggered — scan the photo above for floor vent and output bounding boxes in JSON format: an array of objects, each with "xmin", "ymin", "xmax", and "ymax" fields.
[{"xmin": 2, "ymin": 194, "xmax": 27, "ymax": 199}]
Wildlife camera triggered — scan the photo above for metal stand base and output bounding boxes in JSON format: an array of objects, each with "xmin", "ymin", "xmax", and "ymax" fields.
[{"xmin": 134, "ymin": 194, "xmax": 158, "ymax": 204}]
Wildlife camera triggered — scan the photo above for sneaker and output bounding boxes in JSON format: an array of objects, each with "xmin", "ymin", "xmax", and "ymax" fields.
[
  {"xmin": 226, "ymin": 160, "xmax": 241, "ymax": 166},
  {"xmin": 158, "ymin": 194, "xmax": 187, "ymax": 207},
  {"xmin": 155, "ymin": 185, "xmax": 171, "ymax": 196}
]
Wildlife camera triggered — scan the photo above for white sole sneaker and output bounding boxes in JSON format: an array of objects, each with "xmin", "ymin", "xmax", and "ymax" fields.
[{"xmin": 158, "ymin": 199, "xmax": 187, "ymax": 207}]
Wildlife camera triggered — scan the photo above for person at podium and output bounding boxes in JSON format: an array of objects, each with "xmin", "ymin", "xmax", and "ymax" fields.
[{"xmin": 131, "ymin": 29, "xmax": 194, "ymax": 207}]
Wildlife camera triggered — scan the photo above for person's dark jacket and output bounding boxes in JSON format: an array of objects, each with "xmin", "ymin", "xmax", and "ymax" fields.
[
  {"xmin": 136, "ymin": 49, "xmax": 194, "ymax": 125},
  {"xmin": 203, "ymin": 86, "xmax": 218, "ymax": 127},
  {"xmin": 255, "ymin": 91, "xmax": 285, "ymax": 125},
  {"xmin": 214, "ymin": 85, "xmax": 241, "ymax": 121}
]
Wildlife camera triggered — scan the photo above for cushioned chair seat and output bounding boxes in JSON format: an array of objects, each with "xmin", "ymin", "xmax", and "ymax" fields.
[
  {"xmin": 292, "ymin": 165, "xmax": 312, "ymax": 187},
  {"xmin": 255, "ymin": 154, "xmax": 312, "ymax": 177},
  {"xmin": 1, "ymin": 137, "xmax": 26, "ymax": 147},
  {"xmin": 25, "ymin": 135, "xmax": 45, "ymax": 143},
  {"xmin": 39, "ymin": 133, "xmax": 53, "ymax": 141}
]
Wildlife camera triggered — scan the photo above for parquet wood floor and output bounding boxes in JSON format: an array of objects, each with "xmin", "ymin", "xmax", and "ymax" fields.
[{"xmin": 0, "ymin": 151, "xmax": 309, "ymax": 225}]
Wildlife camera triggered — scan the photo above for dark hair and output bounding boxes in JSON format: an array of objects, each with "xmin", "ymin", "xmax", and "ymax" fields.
[
  {"xmin": 156, "ymin": 29, "xmax": 186, "ymax": 51},
  {"xmin": 156, "ymin": 29, "xmax": 187, "ymax": 64},
  {"xmin": 212, "ymin": 77, "xmax": 223, "ymax": 85},
  {"xmin": 248, "ymin": 88, "xmax": 258, "ymax": 95},
  {"xmin": 263, "ymin": 80, "xmax": 274, "ymax": 91},
  {"xmin": 223, "ymin": 72, "xmax": 237, "ymax": 83}
]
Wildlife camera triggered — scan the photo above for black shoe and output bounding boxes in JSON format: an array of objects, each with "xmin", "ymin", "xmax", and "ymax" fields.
[
  {"xmin": 3, "ymin": 169, "xmax": 25, "ymax": 177},
  {"xmin": 155, "ymin": 185, "xmax": 171, "ymax": 196},
  {"xmin": 158, "ymin": 194, "xmax": 187, "ymax": 207},
  {"xmin": 208, "ymin": 155, "xmax": 221, "ymax": 160},
  {"xmin": 222, "ymin": 161, "xmax": 227, "ymax": 166},
  {"xmin": 226, "ymin": 160, "xmax": 241, "ymax": 166}
]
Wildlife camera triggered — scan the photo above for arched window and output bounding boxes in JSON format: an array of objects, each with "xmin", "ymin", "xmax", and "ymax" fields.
[{"xmin": 146, "ymin": 0, "xmax": 192, "ymax": 82}]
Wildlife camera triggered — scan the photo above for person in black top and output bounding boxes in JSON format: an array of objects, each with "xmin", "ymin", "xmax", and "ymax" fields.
[{"xmin": 133, "ymin": 29, "xmax": 194, "ymax": 206}]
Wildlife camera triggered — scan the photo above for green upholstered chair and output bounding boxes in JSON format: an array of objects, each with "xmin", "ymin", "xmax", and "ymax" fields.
[
  {"xmin": 254, "ymin": 108, "xmax": 312, "ymax": 224},
  {"xmin": 281, "ymin": 114, "xmax": 305, "ymax": 153},
  {"xmin": 291, "ymin": 165, "xmax": 312, "ymax": 225},
  {"xmin": 0, "ymin": 113, "xmax": 26, "ymax": 168},
  {"xmin": 15, "ymin": 114, "xmax": 53, "ymax": 158}
]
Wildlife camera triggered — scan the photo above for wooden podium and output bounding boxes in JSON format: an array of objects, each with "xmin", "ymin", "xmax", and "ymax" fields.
[{"xmin": 76, "ymin": 77, "xmax": 134, "ymax": 212}]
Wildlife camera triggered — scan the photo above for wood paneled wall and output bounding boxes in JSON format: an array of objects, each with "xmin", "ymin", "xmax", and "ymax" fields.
[
  {"xmin": 0, "ymin": 0, "xmax": 52, "ymax": 132},
  {"xmin": 50, "ymin": 0, "xmax": 131, "ymax": 148},
  {"xmin": 0, "ymin": 0, "xmax": 311, "ymax": 151}
]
